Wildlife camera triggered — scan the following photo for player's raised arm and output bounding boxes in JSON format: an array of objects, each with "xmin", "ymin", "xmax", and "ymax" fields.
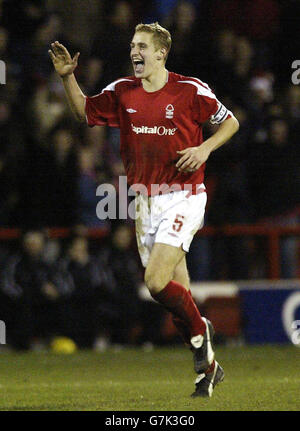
[{"xmin": 48, "ymin": 41, "xmax": 86, "ymax": 122}]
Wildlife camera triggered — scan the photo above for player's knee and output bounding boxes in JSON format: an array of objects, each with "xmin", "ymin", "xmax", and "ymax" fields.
[{"xmin": 144, "ymin": 269, "xmax": 167, "ymax": 295}]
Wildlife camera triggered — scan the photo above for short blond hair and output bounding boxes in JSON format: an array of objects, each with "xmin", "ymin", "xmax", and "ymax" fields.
[{"xmin": 135, "ymin": 22, "xmax": 172, "ymax": 62}]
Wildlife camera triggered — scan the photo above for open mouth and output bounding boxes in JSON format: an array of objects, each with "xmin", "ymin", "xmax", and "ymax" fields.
[{"xmin": 133, "ymin": 59, "xmax": 145, "ymax": 74}]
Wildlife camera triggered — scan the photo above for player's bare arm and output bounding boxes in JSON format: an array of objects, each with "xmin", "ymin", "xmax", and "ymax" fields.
[
  {"xmin": 48, "ymin": 41, "xmax": 86, "ymax": 122},
  {"xmin": 176, "ymin": 116, "xmax": 239, "ymax": 172}
]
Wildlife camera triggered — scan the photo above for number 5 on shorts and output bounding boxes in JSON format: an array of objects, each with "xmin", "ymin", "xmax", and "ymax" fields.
[{"xmin": 173, "ymin": 214, "xmax": 185, "ymax": 232}]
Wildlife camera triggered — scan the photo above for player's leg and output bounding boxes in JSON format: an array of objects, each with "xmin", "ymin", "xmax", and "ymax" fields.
[
  {"xmin": 172, "ymin": 257, "xmax": 215, "ymax": 366},
  {"xmin": 173, "ymin": 254, "xmax": 190, "ymax": 290},
  {"xmin": 172, "ymin": 255, "xmax": 223, "ymax": 398},
  {"xmin": 139, "ymin": 190, "xmax": 215, "ymax": 374},
  {"xmin": 144, "ymin": 242, "xmax": 207, "ymax": 344},
  {"xmin": 146, "ymin": 244, "xmax": 215, "ymax": 376},
  {"xmin": 144, "ymin": 242, "xmax": 185, "ymax": 294},
  {"xmin": 172, "ymin": 255, "xmax": 192, "ymax": 345}
]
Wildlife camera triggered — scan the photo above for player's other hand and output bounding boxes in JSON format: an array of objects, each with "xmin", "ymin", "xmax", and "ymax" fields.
[
  {"xmin": 48, "ymin": 41, "xmax": 80, "ymax": 78},
  {"xmin": 176, "ymin": 145, "xmax": 210, "ymax": 173}
]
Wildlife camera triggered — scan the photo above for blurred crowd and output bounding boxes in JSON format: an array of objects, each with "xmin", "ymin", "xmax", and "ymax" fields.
[
  {"xmin": 0, "ymin": 0, "xmax": 300, "ymax": 349},
  {"xmin": 0, "ymin": 224, "xmax": 166, "ymax": 350}
]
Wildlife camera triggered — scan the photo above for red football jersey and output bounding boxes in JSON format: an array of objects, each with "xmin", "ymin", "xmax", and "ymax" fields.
[{"xmin": 85, "ymin": 71, "xmax": 232, "ymax": 195}]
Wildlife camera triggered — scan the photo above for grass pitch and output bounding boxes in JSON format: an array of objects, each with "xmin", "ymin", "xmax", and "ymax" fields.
[{"xmin": 0, "ymin": 345, "xmax": 299, "ymax": 411}]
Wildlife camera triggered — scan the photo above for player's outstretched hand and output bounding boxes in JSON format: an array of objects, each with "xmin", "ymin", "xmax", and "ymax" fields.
[
  {"xmin": 176, "ymin": 145, "xmax": 210, "ymax": 173},
  {"xmin": 48, "ymin": 41, "xmax": 80, "ymax": 78}
]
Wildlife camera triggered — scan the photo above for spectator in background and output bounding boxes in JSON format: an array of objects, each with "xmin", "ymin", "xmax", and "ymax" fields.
[
  {"xmin": 1, "ymin": 0, "xmax": 46, "ymax": 85},
  {"xmin": 145, "ymin": 0, "xmax": 202, "ymax": 24},
  {"xmin": 210, "ymin": 0, "xmax": 279, "ymax": 44},
  {"xmin": 241, "ymin": 0, "xmax": 279, "ymax": 71},
  {"xmin": 241, "ymin": 72, "xmax": 276, "ymax": 149},
  {"xmin": 284, "ymin": 85, "xmax": 300, "ymax": 136},
  {"xmin": 102, "ymin": 128, "xmax": 126, "ymax": 185},
  {"xmin": 0, "ymin": 230, "xmax": 73, "ymax": 350},
  {"xmin": 0, "ymin": 98, "xmax": 23, "ymax": 226},
  {"xmin": 32, "ymin": 72, "xmax": 72, "ymax": 140},
  {"xmin": 42, "ymin": 235, "xmax": 62, "ymax": 265},
  {"xmin": 211, "ymin": 29, "xmax": 237, "ymax": 98},
  {"xmin": 212, "ymin": 31, "xmax": 255, "ymax": 107},
  {"xmin": 0, "ymin": 26, "xmax": 23, "ymax": 104},
  {"xmin": 248, "ymin": 118, "xmax": 300, "ymax": 278},
  {"xmin": 82, "ymin": 57, "xmax": 105, "ymax": 95},
  {"xmin": 99, "ymin": 223, "xmax": 144, "ymax": 345},
  {"xmin": 210, "ymin": 0, "xmax": 279, "ymax": 81},
  {"xmin": 234, "ymin": 37, "xmax": 254, "ymax": 85},
  {"xmin": 83, "ymin": 124, "xmax": 118, "ymax": 191},
  {"xmin": 205, "ymin": 106, "xmax": 253, "ymax": 280},
  {"xmin": 62, "ymin": 235, "xmax": 116, "ymax": 348},
  {"xmin": 248, "ymin": 73, "xmax": 274, "ymax": 115},
  {"xmin": 0, "ymin": 146, "xmax": 19, "ymax": 226},
  {"xmin": 186, "ymin": 233, "xmax": 211, "ymax": 281},
  {"xmin": 3, "ymin": 3, "xmax": 62, "ymax": 108},
  {"xmin": 91, "ymin": 126, "xmax": 129, "ymax": 225},
  {"xmin": 15, "ymin": 120, "xmax": 79, "ymax": 228},
  {"xmin": 30, "ymin": 13, "xmax": 68, "ymax": 84},
  {"xmin": 48, "ymin": 0, "xmax": 104, "ymax": 52},
  {"xmin": 164, "ymin": 1, "xmax": 210, "ymax": 79},
  {"xmin": 47, "ymin": 121, "xmax": 79, "ymax": 226},
  {"xmin": 89, "ymin": 1, "xmax": 134, "ymax": 90},
  {"xmin": 83, "ymin": 123, "xmax": 107, "ymax": 159},
  {"xmin": 77, "ymin": 145, "xmax": 110, "ymax": 228},
  {"xmin": 2, "ymin": 0, "xmax": 47, "ymax": 43}
]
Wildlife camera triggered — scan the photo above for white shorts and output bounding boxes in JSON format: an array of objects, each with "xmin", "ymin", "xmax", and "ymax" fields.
[{"xmin": 135, "ymin": 187, "xmax": 207, "ymax": 267}]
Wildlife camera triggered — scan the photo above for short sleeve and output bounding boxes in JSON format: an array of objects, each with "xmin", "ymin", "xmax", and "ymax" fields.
[
  {"xmin": 85, "ymin": 81, "xmax": 119, "ymax": 128},
  {"xmin": 192, "ymin": 81, "xmax": 232, "ymax": 125}
]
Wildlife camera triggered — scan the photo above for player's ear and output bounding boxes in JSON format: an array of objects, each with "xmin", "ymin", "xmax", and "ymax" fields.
[{"xmin": 157, "ymin": 47, "xmax": 166, "ymax": 61}]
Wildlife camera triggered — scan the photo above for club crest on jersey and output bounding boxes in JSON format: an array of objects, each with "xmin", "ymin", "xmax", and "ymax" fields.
[{"xmin": 165, "ymin": 104, "xmax": 174, "ymax": 119}]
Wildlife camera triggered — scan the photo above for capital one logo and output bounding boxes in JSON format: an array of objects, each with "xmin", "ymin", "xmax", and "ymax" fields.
[
  {"xmin": 0, "ymin": 60, "xmax": 6, "ymax": 85},
  {"xmin": 131, "ymin": 123, "xmax": 177, "ymax": 136},
  {"xmin": 291, "ymin": 60, "xmax": 300, "ymax": 85}
]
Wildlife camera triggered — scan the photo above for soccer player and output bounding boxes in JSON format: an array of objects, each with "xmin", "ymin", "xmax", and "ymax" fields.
[{"xmin": 49, "ymin": 22, "xmax": 239, "ymax": 398}]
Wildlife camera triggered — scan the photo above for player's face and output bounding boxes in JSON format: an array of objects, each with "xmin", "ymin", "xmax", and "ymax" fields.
[{"xmin": 130, "ymin": 32, "xmax": 162, "ymax": 79}]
